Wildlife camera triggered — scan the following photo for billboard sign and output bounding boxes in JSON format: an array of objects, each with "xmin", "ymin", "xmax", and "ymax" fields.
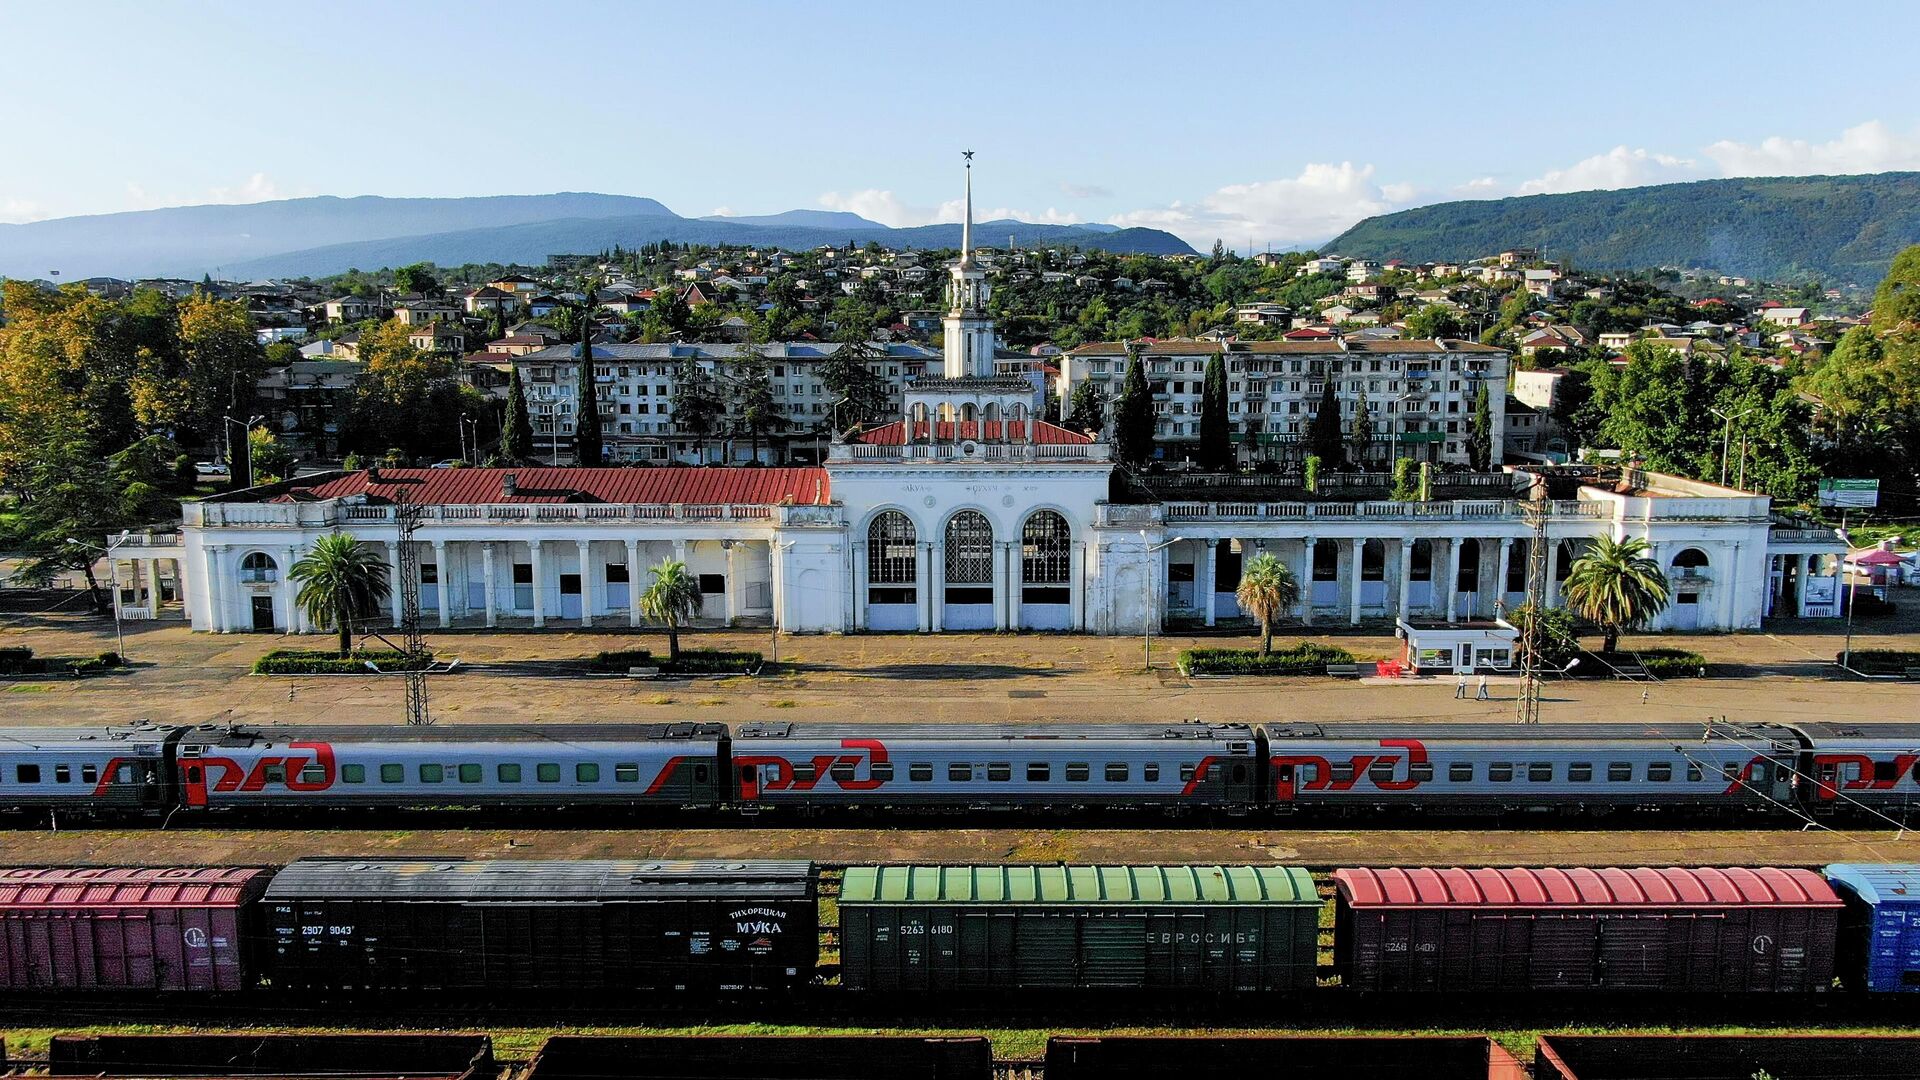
[{"xmin": 1818, "ymin": 478, "xmax": 1879, "ymax": 508}]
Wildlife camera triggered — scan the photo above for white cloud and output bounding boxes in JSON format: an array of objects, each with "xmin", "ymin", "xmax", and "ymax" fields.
[
  {"xmin": 0, "ymin": 197, "xmax": 48, "ymax": 224},
  {"xmin": 1059, "ymin": 181, "xmax": 1112, "ymax": 199},
  {"xmin": 1703, "ymin": 120, "xmax": 1920, "ymax": 177},
  {"xmin": 707, "ymin": 206, "xmax": 734, "ymax": 217},
  {"xmin": 206, "ymin": 172, "xmax": 285, "ymax": 204},
  {"xmin": 1516, "ymin": 146, "xmax": 1699, "ymax": 195},
  {"xmin": 1108, "ymin": 161, "xmax": 1410, "ymax": 249},
  {"xmin": 933, "ymin": 198, "xmax": 1082, "ymax": 226},
  {"xmin": 817, "ymin": 188, "xmax": 925, "ymax": 228}
]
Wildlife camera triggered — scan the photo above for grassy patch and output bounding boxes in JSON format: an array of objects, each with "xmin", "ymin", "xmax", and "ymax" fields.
[
  {"xmin": 253, "ymin": 649, "xmax": 425, "ymax": 675},
  {"xmin": 769, "ymin": 699, "xmax": 798, "ymax": 709},
  {"xmin": 1178, "ymin": 642, "xmax": 1354, "ymax": 676},
  {"xmin": 647, "ymin": 695, "xmax": 676, "ymax": 705}
]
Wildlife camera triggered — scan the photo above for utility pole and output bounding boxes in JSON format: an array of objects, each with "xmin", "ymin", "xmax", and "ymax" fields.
[
  {"xmin": 394, "ymin": 490, "xmax": 431, "ymax": 726},
  {"xmin": 1516, "ymin": 486, "xmax": 1550, "ymax": 724}
]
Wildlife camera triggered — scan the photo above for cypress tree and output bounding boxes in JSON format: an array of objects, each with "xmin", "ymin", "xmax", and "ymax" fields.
[
  {"xmin": 1467, "ymin": 385, "xmax": 1493, "ymax": 470},
  {"xmin": 502, "ymin": 366, "xmax": 534, "ymax": 462},
  {"xmin": 574, "ymin": 291, "xmax": 603, "ymax": 465},
  {"xmin": 1110, "ymin": 347, "xmax": 1156, "ymax": 467},
  {"xmin": 1307, "ymin": 376, "xmax": 1345, "ymax": 468},
  {"xmin": 1197, "ymin": 350, "xmax": 1231, "ymax": 470},
  {"xmin": 1347, "ymin": 388, "xmax": 1375, "ymax": 467}
]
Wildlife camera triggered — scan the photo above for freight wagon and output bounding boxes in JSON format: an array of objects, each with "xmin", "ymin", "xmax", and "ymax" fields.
[
  {"xmin": 837, "ymin": 864, "xmax": 1320, "ymax": 993},
  {"xmin": 0, "ymin": 866, "xmax": 268, "ymax": 992}
]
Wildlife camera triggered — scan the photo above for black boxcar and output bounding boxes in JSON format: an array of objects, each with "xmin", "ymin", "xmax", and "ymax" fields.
[
  {"xmin": 259, "ymin": 858, "xmax": 815, "ymax": 994},
  {"xmin": 1333, "ymin": 866, "xmax": 1841, "ymax": 993}
]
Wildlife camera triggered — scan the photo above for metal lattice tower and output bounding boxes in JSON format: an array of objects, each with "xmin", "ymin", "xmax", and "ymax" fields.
[
  {"xmin": 394, "ymin": 492, "xmax": 432, "ymax": 726},
  {"xmin": 1515, "ymin": 491, "xmax": 1550, "ymax": 725}
]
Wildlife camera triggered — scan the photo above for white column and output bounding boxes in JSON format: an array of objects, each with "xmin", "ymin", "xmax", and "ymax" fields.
[
  {"xmin": 201, "ymin": 544, "xmax": 223, "ymax": 632},
  {"xmin": 851, "ymin": 540, "xmax": 868, "ymax": 631},
  {"xmin": 1546, "ymin": 539, "xmax": 1562, "ymax": 608},
  {"xmin": 144, "ymin": 558, "xmax": 161, "ymax": 619},
  {"xmin": 385, "ymin": 541, "xmax": 403, "ymax": 625},
  {"xmin": 1723, "ymin": 540, "xmax": 1742, "ymax": 630},
  {"xmin": 1300, "ymin": 536, "xmax": 1316, "ymax": 626},
  {"xmin": 1069, "ymin": 541, "xmax": 1087, "ymax": 632},
  {"xmin": 625, "ymin": 539, "xmax": 642, "ymax": 626},
  {"xmin": 1201, "ymin": 538, "xmax": 1217, "ymax": 627},
  {"xmin": 529, "ymin": 540, "xmax": 546, "ymax": 628},
  {"xmin": 482, "ymin": 543, "xmax": 498, "ymax": 628},
  {"xmin": 1008, "ymin": 538, "xmax": 1024, "ymax": 631},
  {"xmin": 916, "ymin": 542, "xmax": 932, "ymax": 633},
  {"xmin": 929, "ymin": 539, "xmax": 945, "ymax": 633},
  {"xmin": 1445, "ymin": 538, "xmax": 1462, "ymax": 623},
  {"xmin": 281, "ymin": 545, "xmax": 299, "ymax": 633},
  {"xmin": 1396, "ymin": 539, "xmax": 1413, "ymax": 620},
  {"xmin": 673, "ymin": 538, "xmax": 688, "ymax": 564},
  {"xmin": 1497, "ymin": 538, "xmax": 1513, "ymax": 614},
  {"xmin": 993, "ymin": 541, "xmax": 1010, "ymax": 631},
  {"xmin": 576, "ymin": 539, "xmax": 593, "ymax": 627},
  {"xmin": 1349, "ymin": 538, "xmax": 1364, "ymax": 626},
  {"xmin": 432, "ymin": 539, "xmax": 451, "ymax": 628},
  {"xmin": 723, "ymin": 541, "xmax": 740, "ymax": 625},
  {"xmin": 1793, "ymin": 554, "xmax": 1809, "ymax": 617}
]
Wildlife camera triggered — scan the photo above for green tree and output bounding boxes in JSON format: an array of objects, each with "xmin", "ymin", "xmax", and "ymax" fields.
[
  {"xmin": 818, "ymin": 339, "xmax": 889, "ymax": 429},
  {"xmin": 575, "ymin": 345, "xmax": 603, "ymax": 465},
  {"xmin": 502, "ymin": 366, "xmax": 535, "ymax": 462},
  {"xmin": 176, "ymin": 291, "xmax": 269, "ymax": 449},
  {"xmin": 1065, "ymin": 380, "xmax": 1107, "ymax": 436},
  {"xmin": 290, "ymin": 532, "xmax": 393, "ymax": 658},
  {"xmin": 1306, "ymin": 378, "xmax": 1344, "ymax": 467},
  {"xmin": 1870, "ymin": 243, "xmax": 1920, "ymax": 333},
  {"xmin": 1110, "ymin": 347, "xmax": 1155, "ymax": 466},
  {"xmin": 732, "ymin": 346, "xmax": 778, "ymax": 462},
  {"xmin": 1197, "ymin": 351, "xmax": 1231, "ymax": 470},
  {"xmin": 1234, "ymin": 552, "xmax": 1300, "ymax": 655},
  {"xmin": 639, "ymin": 559, "xmax": 702, "ymax": 660},
  {"xmin": 1390, "ymin": 457, "xmax": 1419, "ymax": 501},
  {"xmin": 1562, "ymin": 536, "xmax": 1671, "ymax": 653},
  {"xmin": 1511, "ymin": 602, "xmax": 1580, "ymax": 669},
  {"xmin": 1347, "ymin": 388, "xmax": 1375, "ymax": 467},
  {"xmin": 670, "ymin": 358, "xmax": 725, "ymax": 463},
  {"xmin": 1404, "ymin": 304, "xmax": 1464, "ymax": 339},
  {"xmin": 392, "ymin": 263, "xmax": 439, "ymax": 295},
  {"xmin": 1466, "ymin": 385, "xmax": 1493, "ymax": 470},
  {"xmin": 247, "ymin": 426, "xmax": 295, "ymax": 484},
  {"xmin": 8, "ymin": 434, "xmax": 184, "ymax": 607}
]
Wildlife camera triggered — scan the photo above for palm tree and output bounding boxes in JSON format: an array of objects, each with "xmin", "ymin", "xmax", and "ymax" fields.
[
  {"xmin": 1561, "ymin": 536, "xmax": 1671, "ymax": 653},
  {"xmin": 290, "ymin": 532, "xmax": 392, "ymax": 657},
  {"xmin": 1234, "ymin": 552, "xmax": 1300, "ymax": 655},
  {"xmin": 639, "ymin": 559, "xmax": 702, "ymax": 660}
]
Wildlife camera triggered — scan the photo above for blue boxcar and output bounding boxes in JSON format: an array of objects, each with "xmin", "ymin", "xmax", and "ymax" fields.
[{"xmin": 1826, "ymin": 863, "xmax": 1920, "ymax": 992}]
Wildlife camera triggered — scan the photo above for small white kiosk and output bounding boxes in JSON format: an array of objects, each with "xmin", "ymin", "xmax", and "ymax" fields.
[{"xmin": 1396, "ymin": 618, "xmax": 1521, "ymax": 675}]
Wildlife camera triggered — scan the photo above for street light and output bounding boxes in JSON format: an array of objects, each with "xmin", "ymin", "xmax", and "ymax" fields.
[
  {"xmin": 1139, "ymin": 531, "xmax": 1189, "ymax": 671},
  {"xmin": 1709, "ymin": 406, "xmax": 1756, "ymax": 488},
  {"xmin": 222, "ymin": 414, "xmax": 265, "ymax": 485},
  {"xmin": 67, "ymin": 531, "xmax": 131, "ymax": 661}
]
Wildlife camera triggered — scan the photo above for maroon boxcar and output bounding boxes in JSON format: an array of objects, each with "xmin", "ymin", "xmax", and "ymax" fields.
[
  {"xmin": 0, "ymin": 866, "xmax": 270, "ymax": 992},
  {"xmin": 1333, "ymin": 866, "xmax": 1841, "ymax": 993}
]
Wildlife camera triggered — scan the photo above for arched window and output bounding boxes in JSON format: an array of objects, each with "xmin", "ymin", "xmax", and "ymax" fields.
[
  {"xmin": 1455, "ymin": 538, "xmax": 1481, "ymax": 591},
  {"xmin": 1410, "ymin": 539, "xmax": 1433, "ymax": 582},
  {"xmin": 1022, "ymin": 511, "xmax": 1071, "ymax": 588},
  {"xmin": 240, "ymin": 551, "xmax": 277, "ymax": 583},
  {"xmin": 1361, "ymin": 539, "xmax": 1386, "ymax": 581},
  {"xmin": 1672, "ymin": 548, "xmax": 1710, "ymax": 572},
  {"xmin": 944, "ymin": 511, "xmax": 993, "ymax": 584},
  {"xmin": 983, "ymin": 402, "xmax": 1001, "ymax": 424},
  {"xmin": 960, "ymin": 402, "xmax": 977, "ymax": 422},
  {"xmin": 1312, "ymin": 539, "xmax": 1340, "ymax": 581},
  {"xmin": 867, "ymin": 511, "xmax": 917, "ymax": 607}
]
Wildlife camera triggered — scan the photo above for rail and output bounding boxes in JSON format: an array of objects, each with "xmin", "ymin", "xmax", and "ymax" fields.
[
  {"xmin": 1161, "ymin": 499, "xmax": 1606, "ymax": 522},
  {"xmin": 833, "ymin": 442, "xmax": 1103, "ymax": 462}
]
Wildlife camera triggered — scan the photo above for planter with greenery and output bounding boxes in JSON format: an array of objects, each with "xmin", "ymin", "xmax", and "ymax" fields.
[
  {"xmin": 1581, "ymin": 648, "xmax": 1707, "ymax": 678},
  {"xmin": 252, "ymin": 649, "xmax": 431, "ymax": 675},
  {"xmin": 1841, "ymin": 649, "xmax": 1920, "ymax": 675},
  {"xmin": 1178, "ymin": 642, "xmax": 1355, "ymax": 677},
  {"xmin": 588, "ymin": 647, "xmax": 763, "ymax": 675}
]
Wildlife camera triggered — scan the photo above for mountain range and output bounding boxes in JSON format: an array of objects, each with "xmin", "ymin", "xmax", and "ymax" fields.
[
  {"xmin": 1326, "ymin": 172, "xmax": 1920, "ymax": 285},
  {"xmin": 0, "ymin": 194, "xmax": 1192, "ymax": 280}
]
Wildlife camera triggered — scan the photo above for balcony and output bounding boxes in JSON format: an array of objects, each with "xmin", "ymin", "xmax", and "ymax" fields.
[
  {"xmin": 831, "ymin": 442, "xmax": 1105, "ymax": 463},
  {"xmin": 1160, "ymin": 499, "xmax": 1608, "ymax": 523}
]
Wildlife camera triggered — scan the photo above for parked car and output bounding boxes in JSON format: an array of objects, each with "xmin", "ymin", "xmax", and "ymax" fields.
[{"xmin": 194, "ymin": 461, "xmax": 230, "ymax": 478}]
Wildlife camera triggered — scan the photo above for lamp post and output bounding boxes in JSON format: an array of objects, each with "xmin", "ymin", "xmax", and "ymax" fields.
[
  {"xmin": 1139, "ymin": 530, "xmax": 1189, "ymax": 671},
  {"xmin": 222, "ymin": 414, "xmax": 265, "ymax": 486},
  {"xmin": 1709, "ymin": 406, "xmax": 1756, "ymax": 488},
  {"xmin": 68, "ymin": 531, "xmax": 131, "ymax": 661}
]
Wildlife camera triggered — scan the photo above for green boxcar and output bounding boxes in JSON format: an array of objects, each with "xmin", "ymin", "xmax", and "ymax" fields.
[{"xmin": 838, "ymin": 864, "xmax": 1319, "ymax": 993}]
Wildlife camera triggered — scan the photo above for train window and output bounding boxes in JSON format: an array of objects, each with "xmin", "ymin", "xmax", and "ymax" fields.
[
  {"xmin": 81, "ymin": 764, "xmax": 99, "ymax": 784},
  {"xmin": 1105, "ymin": 763, "xmax": 1129, "ymax": 782},
  {"xmin": 264, "ymin": 764, "xmax": 286, "ymax": 784},
  {"xmin": 909, "ymin": 763, "xmax": 932, "ymax": 782},
  {"xmin": 536, "ymin": 763, "xmax": 561, "ymax": 782},
  {"xmin": 1330, "ymin": 763, "xmax": 1356, "ymax": 784},
  {"xmin": 299, "ymin": 765, "xmax": 326, "ymax": 785},
  {"xmin": 1179, "ymin": 763, "xmax": 1196, "ymax": 783},
  {"xmin": 576, "ymin": 763, "xmax": 600, "ymax": 783},
  {"xmin": 498, "ymin": 764, "xmax": 521, "ymax": 783},
  {"xmin": 419, "ymin": 764, "xmax": 444, "ymax": 783},
  {"xmin": 1528, "ymin": 764, "xmax": 1551, "ymax": 782},
  {"xmin": 55, "ymin": 765, "xmax": 71, "ymax": 783},
  {"xmin": 1569, "ymin": 763, "xmax": 1592, "ymax": 782},
  {"xmin": 1144, "ymin": 763, "xmax": 1159, "ymax": 782},
  {"xmin": 1488, "ymin": 763, "xmax": 1513, "ymax": 782},
  {"xmin": 789, "ymin": 763, "xmax": 814, "ymax": 784},
  {"xmin": 871, "ymin": 762, "xmax": 893, "ymax": 782},
  {"xmin": 948, "ymin": 764, "xmax": 971, "ymax": 782},
  {"xmin": 1607, "ymin": 763, "xmax": 1632, "ymax": 782},
  {"xmin": 1067, "ymin": 763, "xmax": 1090, "ymax": 782},
  {"xmin": 988, "ymin": 763, "xmax": 1011, "ymax": 782},
  {"xmin": 1686, "ymin": 763, "xmax": 1703, "ymax": 782},
  {"xmin": 184, "ymin": 766, "xmax": 202, "ymax": 784},
  {"xmin": 1449, "ymin": 763, "xmax": 1473, "ymax": 782},
  {"xmin": 1027, "ymin": 763, "xmax": 1051, "ymax": 782},
  {"xmin": 1367, "ymin": 761, "xmax": 1397, "ymax": 783},
  {"xmin": 1722, "ymin": 762, "xmax": 1741, "ymax": 784},
  {"xmin": 615, "ymin": 764, "xmax": 641, "ymax": 783},
  {"xmin": 1410, "ymin": 763, "xmax": 1434, "ymax": 782},
  {"xmin": 694, "ymin": 764, "xmax": 710, "ymax": 784},
  {"xmin": 380, "ymin": 764, "xmax": 403, "ymax": 783},
  {"xmin": 342, "ymin": 764, "xmax": 365, "ymax": 783},
  {"xmin": 457, "ymin": 764, "xmax": 481, "ymax": 783},
  {"xmin": 1875, "ymin": 760, "xmax": 1901, "ymax": 783},
  {"xmin": 15, "ymin": 764, "xmax": 39, "ymax": 783},
  {"xmin": 1648, "ymin": 762, "xmax": 1672, "ymax": 782}
]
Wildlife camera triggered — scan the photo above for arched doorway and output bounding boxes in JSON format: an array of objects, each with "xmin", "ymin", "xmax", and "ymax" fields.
[
  {"xmin": 1408, "ymin": 539, "xmax": 1435, "ymax": 612},
  {"xmin": 1311, "ymin": 539, "xmax": 1340, "ymax": 609},
  {"xmin": 238, "ymin": 552, "xmax": 279, "ymax": 632},
  {"xmin": 1454, "ymin": 538, "xmax": 1481, "ymax": 615},
  {"xmin": 943, "ymin": 510, "xmax": 996, "ymax": 630},
  {"xmin": 1020, "ymin": 511, "xmax": 1072, "ymax": 629},
  {"xmin": 1360, "ymin": 539, "xmax": 1387, "ymax": 611},
  {"xmin": 865, "ymin": 511, "xmax": 918, "ymax": 631},
  {"xmin": 1670, "ymin": 547, "xmax": 1709, "ymax": 630}
]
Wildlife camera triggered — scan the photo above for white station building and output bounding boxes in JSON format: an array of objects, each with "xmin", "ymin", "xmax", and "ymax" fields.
[{"xmin": 117, "ymin": 160, "xmax": 1849, "ymax": 638}]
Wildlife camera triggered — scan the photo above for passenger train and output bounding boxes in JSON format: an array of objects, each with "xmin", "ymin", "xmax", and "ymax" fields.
[{"xmin": 3, "ymin": 718, "xmax": 1917, "ymax": 822}]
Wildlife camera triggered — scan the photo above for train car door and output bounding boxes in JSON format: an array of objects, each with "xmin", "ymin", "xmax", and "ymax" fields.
[{"xmin": 1272, "ymin": 762, "xmax": 1297, "ymax": 804}]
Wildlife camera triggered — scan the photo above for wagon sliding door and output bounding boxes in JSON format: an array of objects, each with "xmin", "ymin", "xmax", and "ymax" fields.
[
  {"xmin": 957, "ymin": 910, "xmax": 1015, "ymax": 990},
  {"xmin": 1597, "ymin": 915, "xmax": 1668, "ymax": 990},
  {"xmin": 1081, "ymin": 910, "xmax": 1147, "ymax": 988}
]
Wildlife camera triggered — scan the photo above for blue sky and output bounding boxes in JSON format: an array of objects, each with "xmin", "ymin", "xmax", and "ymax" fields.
[{"xmin": 4, "ymin": 0, "xmax": 1919, "ymax": 249}]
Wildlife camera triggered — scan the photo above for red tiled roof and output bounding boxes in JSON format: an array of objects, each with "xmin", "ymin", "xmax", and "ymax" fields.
[
  {"xmin": 1333, "ymin": 866, "xmax": 1839, "ymax": 910},
  {"xmin": 853, "ymin": 420, "xmax": 1095, "ymax": 446},
  {"xmin": 273, "ymin": 467, "xmax": 830, "ymax": 506}
]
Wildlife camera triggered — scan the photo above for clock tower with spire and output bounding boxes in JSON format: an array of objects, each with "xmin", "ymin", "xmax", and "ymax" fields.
[{"xmin": 943, "ymin": 149, "xmax": 997, "ymax": 379}]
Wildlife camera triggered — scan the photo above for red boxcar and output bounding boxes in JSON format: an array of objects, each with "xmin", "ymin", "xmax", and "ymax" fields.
[
  {"xmin": 1333, "ymin": 866, "xmax": 1841, "ymax": 993},
  {"xmin": 0, "ymin": 866, "xmax": 270, "ymax": 992}
]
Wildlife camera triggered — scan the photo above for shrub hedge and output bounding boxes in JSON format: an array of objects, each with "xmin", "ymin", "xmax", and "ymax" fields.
[
  {"xmin": 589, "ymin": 648, "xmax": 656, "ymax": 672},
  {"xmin": 1842, "ymin": 649, "xmax": 1920, "ymax": 675},
  {"xmin": 0, "ymin": 647, "xmax": 125, "ymax": 676},
  {"xmin": 1636, "ymin": 648, "xmax": 1707, "ymax": 678},
  {"xmin": 252, "ymin": 649, "xmax": 430, "ymax": 675},
  {"xmin": 589, "ymin": 647, "xmax": 762, "ymax": 674},
  {"xmin": 1178, "ymin": 642, "xmax": 1355, "ymax": 676}
]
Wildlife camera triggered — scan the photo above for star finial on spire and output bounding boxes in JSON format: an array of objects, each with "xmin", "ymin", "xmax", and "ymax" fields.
[{"xmin": 963, "ymin": 149, "xmax": 974, "ymax": 163}]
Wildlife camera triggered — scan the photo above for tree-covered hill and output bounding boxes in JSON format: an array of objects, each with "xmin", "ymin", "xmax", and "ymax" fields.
[{"xmin": 1325, "ymin": 172, "xmax": 1920, "ymax": 285}]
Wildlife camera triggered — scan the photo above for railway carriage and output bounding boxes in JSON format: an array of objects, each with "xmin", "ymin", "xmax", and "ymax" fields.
[
  {"xmin": 1258, "ymin": 722, "xmax": 1800, "ymax": 816},
  {"xmin": 0, "ymin": 724, "xmax": 180, "ymax": 816},
  {"xmin": 729, "ymin": 722, "xmax": 1261, "ymax": 810},
  {"xmin": 171, "ymin": 723, "xmax": 728, "ymax": 812},
  {"xmin": 1792, "ymin": 723, "xmax": 1920, "ymax": 816}
]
